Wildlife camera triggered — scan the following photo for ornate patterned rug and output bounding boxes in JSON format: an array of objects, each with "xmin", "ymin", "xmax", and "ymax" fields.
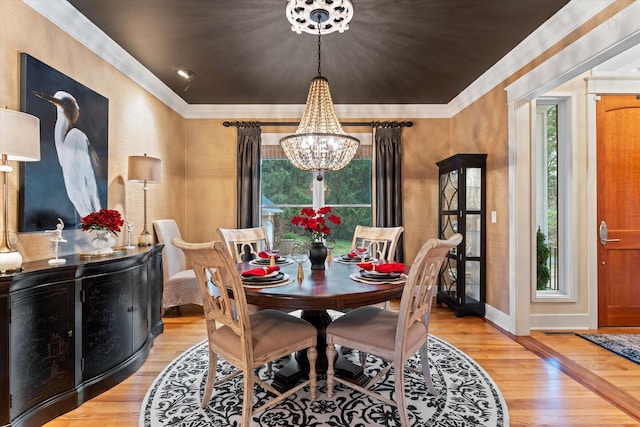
[
  {"xmin": 577, "ymin": 333, "xmax": 640, "ymax": 365},
  {"xmin": 140, "ymin": 335, "xmax": 509, "ymax": 427}
]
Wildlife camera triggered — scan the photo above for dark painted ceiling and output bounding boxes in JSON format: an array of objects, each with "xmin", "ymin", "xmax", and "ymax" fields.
[{"xmin": 67, "ymin": 0, "xmax": 570, "ymax": 105}]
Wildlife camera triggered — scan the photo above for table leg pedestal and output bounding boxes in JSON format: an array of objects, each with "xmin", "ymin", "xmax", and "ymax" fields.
[{"xmin": 272, "ymin": 309, "xmax": 367, "ymax": 393}]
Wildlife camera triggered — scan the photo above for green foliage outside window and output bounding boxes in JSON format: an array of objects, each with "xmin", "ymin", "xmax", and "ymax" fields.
[
  {"xmin": 261, "ymin": 157, "xmax": 371, "ymax": 248},
  {"xmin": 537, "ymin": 227, "xmax": 551, "ymax": 290}
]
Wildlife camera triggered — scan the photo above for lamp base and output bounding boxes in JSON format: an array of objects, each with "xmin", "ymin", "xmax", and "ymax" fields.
[
  {"xmin": 138, "ymin": 232, "xmax": 153, "ymax": 246},
  {"xmin": 0, "ymin": 250, "xmax": 23, "ymax": 273}
]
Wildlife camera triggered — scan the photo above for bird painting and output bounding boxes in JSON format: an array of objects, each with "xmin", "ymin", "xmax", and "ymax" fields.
[{"xmin": 34, "ymin": 91, "xmax": 103, "ymax": 218}]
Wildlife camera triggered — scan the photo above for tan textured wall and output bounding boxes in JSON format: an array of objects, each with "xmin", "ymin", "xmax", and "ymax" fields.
[
  {"xmin": 451, "ymin": 88, "xmax": 510, "ymax": 313},
  {"xmin": 0, "ymin": 0, "xmax": 186, "ymax": 261},
  {"xmin": 184, "ymin": 120, "xmax": 237, "ymax": 243},
  {"xmin": 401, "ymin": 119, "xmax": 451, "ymax": 263}
]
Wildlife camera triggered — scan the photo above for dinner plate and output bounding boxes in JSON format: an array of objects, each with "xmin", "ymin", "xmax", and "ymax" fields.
[
  {"xmin": 339, "ymin": 255, "xmax": 376, "ymax": 263},
  {"xmin": 360, "ymin": 270, "xmax": 402, "ymax": 280},
  {"xmin": 242, "ymin": 273, "xmax": 292, "ymax": 287},
  {"xmin": 249, "ymin": 257, "xmax": 292, "ymax": 266},
  {"xmin": 349, "ymin": 272, "xmax": 407, "ymax": 285},
  {"xmin": 241, "ymin": 272, "xmax": 284, "ymax": 283}
]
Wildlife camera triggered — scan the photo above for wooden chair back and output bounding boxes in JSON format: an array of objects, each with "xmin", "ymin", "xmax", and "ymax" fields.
[
  {"xmin": 351, "ymin": 225, "xmax": 404, "ymax": 261},
  {"xmin": 170, "ymin": 239, "xmax": 249, "ymax": 340},
  {"xmin": 396, "ymin": 233, "xmax": 462, "ymax": 358},
  {"xmin": 217, "ymin": 226, "xmax": 271, "ymax": 262}
]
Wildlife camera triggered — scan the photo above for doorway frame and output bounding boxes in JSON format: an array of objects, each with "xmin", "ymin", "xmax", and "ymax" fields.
[{"xmin": 506, "ymin": 2, "xmax": 640, "ymax": 336}]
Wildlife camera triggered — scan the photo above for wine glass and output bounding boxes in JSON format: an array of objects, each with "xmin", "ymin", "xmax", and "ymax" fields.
[
  {"xmin": 354, "ymin": 239, "xmax": 369, "ymax": 262},
  {"xmin": 325, "ymin": 238, "xmax": 336, "ymax": 264},
  {"xmin": 291, "ymin": 240, "xmax": 309, "ymax": 280}
]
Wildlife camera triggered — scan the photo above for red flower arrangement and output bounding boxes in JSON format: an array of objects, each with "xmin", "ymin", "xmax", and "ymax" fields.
[
  {"xmin": 80, "ymin": 209, "xmax": 124, "ymax": 236},
  {"xmin": 291, "ymin": 206, "xmax": 341, "ymax": 242}
]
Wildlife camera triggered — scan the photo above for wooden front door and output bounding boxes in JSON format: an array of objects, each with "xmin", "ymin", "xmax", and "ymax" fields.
[{"xmin": 596, "ymin": 95, "xmax": 640, "ymax": 326}]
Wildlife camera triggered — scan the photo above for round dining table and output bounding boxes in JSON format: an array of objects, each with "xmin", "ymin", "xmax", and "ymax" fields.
[{"xmin": 237, "ymin": 258, "xmax": 406, "ymax": 393}]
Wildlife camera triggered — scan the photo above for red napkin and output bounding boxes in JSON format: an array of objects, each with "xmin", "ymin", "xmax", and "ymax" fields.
[
  {"xmin": 377, "ymin": 263, "xmax": 405, "ymax": 273},
  {"xmin": 358, "ymin": 262, "xmax": 404, "ymax": 273},
  {"xmin": 258, "ymin": 251, "xmax": 280, "ymax": 259},
  {"xmin": 242, "ymin": 266, "xmax": 280, "ymax": 277}
]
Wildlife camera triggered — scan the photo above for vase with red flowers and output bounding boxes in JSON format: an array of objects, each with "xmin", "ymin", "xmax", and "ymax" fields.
[
  {"xmin": 81, "ymin": 209, "xmax": 124, "ymax": 255},
  {"xmin": 291, "ymin": 206, "xmax": 341, "ymax": 270}
]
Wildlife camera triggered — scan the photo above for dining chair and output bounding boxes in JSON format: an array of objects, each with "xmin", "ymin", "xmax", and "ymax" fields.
[
  {"xmin": 217, "ymin": 226, "xmax": 271, "ymax": 262},
  {"xmin": 171, "ymin": 238, "xmax": 317, "ymax": 427},
  {"xmin": 346, "ymin": 225, "xmax": 405, "ymax": 313},
  {"xmin": 351, "ymin": 225, "xmax": 404, "ymax": 261},
  {"xmin": 152, "ymin": 219, "xmax": 203, "ymax": 311},
  {"xmin": 326, "ymin": 233, "xmax": 463, "ymax": 427}
]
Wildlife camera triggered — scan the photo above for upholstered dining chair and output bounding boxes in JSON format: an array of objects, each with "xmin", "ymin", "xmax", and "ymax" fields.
[
  {"xmin": 152, "ymin": 219, "xmax": 203, "ymax": 311},
  {"xmin": 351, "ymin": 225, "xmax": 404, "ymax": 261},
  {"xmin": 171, "ymin": 238, "xmax": 317, "ymax": 427},
  {"xmin": 217, "ymin": 226, "xmax": 271, "ymax": 263},
  {"xmin": 326, "ymin": 233, "xmax": 463, "ymax": 427}
]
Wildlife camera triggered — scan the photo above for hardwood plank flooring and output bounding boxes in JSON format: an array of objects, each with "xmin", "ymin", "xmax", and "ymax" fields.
[{"xmin": 43, "ymin": 304, "xmax": 640, "ymax": 426}]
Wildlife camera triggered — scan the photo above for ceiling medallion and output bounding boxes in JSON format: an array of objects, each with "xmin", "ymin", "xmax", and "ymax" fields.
[{"xmin": 286, "ymin": 0, "xmax": 354, "ymax": 35}]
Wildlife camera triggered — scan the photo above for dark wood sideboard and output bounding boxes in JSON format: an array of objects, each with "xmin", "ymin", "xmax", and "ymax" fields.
[{"xmin": 0, "ymin": 245, "xmax": 164, "ymax": 427}]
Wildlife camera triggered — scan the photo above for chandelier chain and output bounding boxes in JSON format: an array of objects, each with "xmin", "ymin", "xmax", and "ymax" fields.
[{"xmin": 317, "ymin": 22, "xmax": 322, "ymax": 76}]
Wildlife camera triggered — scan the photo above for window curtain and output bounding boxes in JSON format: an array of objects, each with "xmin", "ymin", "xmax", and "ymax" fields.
[
  {"xmin": 374, "ymin": 125, "xmax": 404, "ymax": 261},
  {"xmin": 237, "ymin": 125, "xmax": 262, "ymax": 228}
]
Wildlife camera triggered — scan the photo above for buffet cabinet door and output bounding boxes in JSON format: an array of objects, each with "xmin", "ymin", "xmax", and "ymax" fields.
[
  {"xmin": 10, "ymin": 281, "xmax": 75, "ymax": 420},
  {"xmin": 82, "ymin": 264, "xmax": 145, "ymax": 380}
]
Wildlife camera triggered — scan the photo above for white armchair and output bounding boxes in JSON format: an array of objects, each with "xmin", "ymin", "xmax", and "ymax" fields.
[{"xmin": 152, "ymin": 219, "xmax": 203, "ymax": 311}]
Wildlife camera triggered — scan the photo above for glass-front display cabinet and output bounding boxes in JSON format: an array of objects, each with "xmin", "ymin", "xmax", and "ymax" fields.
[{"xmin": 436, "ymin": 153, "xmax": 487, "ymax": 317}]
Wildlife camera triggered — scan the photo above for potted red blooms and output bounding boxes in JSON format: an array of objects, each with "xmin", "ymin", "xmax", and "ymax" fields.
[
  {"xmin": 81, "ymin": 209, "xmax": 124, "ymax": 255},
  {"xmin": 291, "ymin": 206, "xmax": 341, "ymax": 270},
  {"xmin": 81, "ymin": 209, "xmax": 124, "ymax": 236},
  {"xmin": 291, "ymin": 206, "xmax": 341, "ymax": 242}
]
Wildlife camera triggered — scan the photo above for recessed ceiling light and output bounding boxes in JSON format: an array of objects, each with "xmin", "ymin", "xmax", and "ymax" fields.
[{"xmin": 176, "ymin": 69, "xmax": 194, "ymax": 80}]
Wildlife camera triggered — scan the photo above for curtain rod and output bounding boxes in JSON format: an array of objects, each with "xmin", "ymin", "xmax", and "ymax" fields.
[{"xmin": 223, "ymin": 120, "xmax": 413, "ymax": 128}]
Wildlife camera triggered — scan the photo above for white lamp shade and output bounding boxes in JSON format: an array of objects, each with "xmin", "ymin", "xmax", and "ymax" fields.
[
  {"xmin": 0, "ymin": 109, "xmax": 41, "ymax": 161},
  {"xmin": 128, "ymin": 155, "xmax": 161, "ymax": 183}
]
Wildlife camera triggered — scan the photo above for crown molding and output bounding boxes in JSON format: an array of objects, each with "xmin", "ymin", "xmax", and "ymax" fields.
[
  {"xmin": 22, "ymin": 0, "xmax": 190, "ymax": 116},
  {"xmin": 23, "ymin": 0, "xmax": 614, "ymax": 120},
  {"xmin": 184, "ymin": 103, "xmax": 450, "ymax": 120}
]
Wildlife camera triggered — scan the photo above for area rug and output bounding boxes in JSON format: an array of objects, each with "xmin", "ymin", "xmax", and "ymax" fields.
[
  {"xmin": 577, "ymin": 333, "xmax": 640, "ymax": 365},
  {"xmin": 140, "ymin": 335, "xmax": 509, "ymax": 427}
]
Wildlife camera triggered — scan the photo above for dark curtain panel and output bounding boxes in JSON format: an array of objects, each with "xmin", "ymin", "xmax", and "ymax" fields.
[
  {"xmin": 237, "ymin": 125, "xmax": 262, "ymax": 228},
  {"xmin": 375, "ymin": 126, "xmax": 404, "ymax": 261}
]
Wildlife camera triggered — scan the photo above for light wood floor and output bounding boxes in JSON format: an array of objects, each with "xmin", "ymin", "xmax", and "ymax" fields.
[{"xmin": 43, "ymin": 304, "xmax": 640, "ymax": 427}]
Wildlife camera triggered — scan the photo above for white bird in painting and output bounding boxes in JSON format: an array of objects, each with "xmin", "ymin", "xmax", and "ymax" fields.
[{"xmin": 34, "ymin": 90, "xmax": 102, "ymax": 218}]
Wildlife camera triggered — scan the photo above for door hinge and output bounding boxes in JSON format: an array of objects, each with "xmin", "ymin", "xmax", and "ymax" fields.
[
  {"xmin": 81, "ymin": 358, "xmax": 85, "ymax": 372},
  {"xmin": 8, "ymin": 307, "xmax": 10, "ymax": 324},
  {"xmin": 9, "ymin": 393, "xmax": 12, "ymax": 408},
  {"xmin": 80, "ymin": 289, "xmax": 85, "ymax": 303}
]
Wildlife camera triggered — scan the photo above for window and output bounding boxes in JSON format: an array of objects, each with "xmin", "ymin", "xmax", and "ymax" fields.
[
  {"xmin": 534, "ymin": 96, "xmax": 576, "ymax": 300},
  {"xmin": 260, "ymin": 133, "xmax": 372, "ymax": 252}
]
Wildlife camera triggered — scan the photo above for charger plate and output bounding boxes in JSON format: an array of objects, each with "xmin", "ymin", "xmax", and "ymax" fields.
[{"xmin": 349, "ymin": 272, "xmax": 407, "ymax": 285}]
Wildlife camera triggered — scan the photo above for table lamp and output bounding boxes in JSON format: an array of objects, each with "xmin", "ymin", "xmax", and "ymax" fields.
[
  {"xmin": 0, "ymin": 108, "xmax": 41, "ymax": 272},
  {"xmin": 128, "ymin": 154, "xmax": 161, "ymax": 246}
]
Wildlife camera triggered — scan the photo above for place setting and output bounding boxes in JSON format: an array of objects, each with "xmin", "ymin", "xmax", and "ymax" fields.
[
  {"xmin": 240, "ymin": 265, "xmax": 293, "ymax": 288},
  {"xmin": 349, "ymin": 261, "xmax": 408, "ymax": 285},
  {"xmin": 335, "ymin": 247, "xmax": 378, "ymax": 264},
  {"xmin": 248, "ymin": 250, "xmax": 293, "ymax": 266}
]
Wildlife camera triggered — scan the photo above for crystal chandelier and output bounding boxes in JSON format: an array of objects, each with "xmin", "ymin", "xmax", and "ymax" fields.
[{"xmin": 280, "ymin": 0, "xmax": 359, "ymax": 181}]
